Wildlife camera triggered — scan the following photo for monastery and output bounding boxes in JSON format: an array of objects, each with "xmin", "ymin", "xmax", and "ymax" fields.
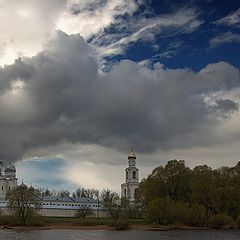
[{"xmin": 0, "ymin": 149, "xmax": 140, "ymax": 217}]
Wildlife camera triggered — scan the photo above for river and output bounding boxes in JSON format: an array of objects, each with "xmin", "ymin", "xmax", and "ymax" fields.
[{"xmin": 0, "ymin": 229, "xmax": 239, "ymax": 240}]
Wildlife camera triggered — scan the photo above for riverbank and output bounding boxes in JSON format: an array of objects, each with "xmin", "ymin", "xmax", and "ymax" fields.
[
  {"xmin": 0, "ymin": 224, "xmax": 212, "ymax": 231},
  {"xmin": 0, "ymin": 222, "xmax": 233, "ymax": 232},
  {"xmin": 0, "ymin": 217, "xmax": 238, "ymax": 231}
]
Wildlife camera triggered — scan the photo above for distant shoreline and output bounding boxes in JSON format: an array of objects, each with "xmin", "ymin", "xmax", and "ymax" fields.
[{"xmin": 0, "ymin": 223, "xmax": 236, "ymax": 231}]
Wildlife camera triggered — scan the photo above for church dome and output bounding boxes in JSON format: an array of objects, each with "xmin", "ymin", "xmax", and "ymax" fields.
[
  {"xmin": 4, "ymin": 162, "xmax": 16, "ymax": 173},
  {"xmin": 18, "ymin": 182, "xmax": 28, "ymax": 190},
  {"xmin": 128, "ymin": 147, "xmax": 136, "ymax": 159}
]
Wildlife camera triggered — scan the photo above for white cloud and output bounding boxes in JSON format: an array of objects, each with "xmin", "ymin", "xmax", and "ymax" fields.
[
  {"xmin": 215, "ymin": 8, "xmax": 240, "ymax": 28},
  {"xmin": 56, "ymin": 0, "xmax": 139, "ymax": 39},
  {"xmin": 95, "ymin": 8, "xmax": 203, "ymax": 57},
  {"xmin": 0, "ymin": 0, "xmax": 66, "ymax": 66},
  {"xmin": 15, "ymin": 153, "xmax": 153, "ymax": 193},
  {"xmin": 210, "ymin": 32, "xmax": 240, "ymax": 48},
  {"xmin": 64, "ymin": 161, "xmax": 123, "ymax": 191},
  {"xmin": 0, "ymin": 1, "xmax": 203, "ymax": 65}
]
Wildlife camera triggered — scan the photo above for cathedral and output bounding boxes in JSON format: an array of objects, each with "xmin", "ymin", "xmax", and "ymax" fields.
[
  {"xmin": 121, "ymin": 147, "xmax": 140, "ymax": 202},
  {"xmin": 0, "ymin": 161, "xmax": 18, "ymax": 199}
]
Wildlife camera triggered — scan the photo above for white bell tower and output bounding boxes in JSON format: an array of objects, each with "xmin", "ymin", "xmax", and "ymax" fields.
[{"xmin": 121, "ymin": 147, "xmax": 139, "ymax": 202}]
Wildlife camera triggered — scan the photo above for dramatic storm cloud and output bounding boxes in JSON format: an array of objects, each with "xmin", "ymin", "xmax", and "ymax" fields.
[{"xmin": 0, "ymin": 31, "xmax": 239, "ymax": 161}]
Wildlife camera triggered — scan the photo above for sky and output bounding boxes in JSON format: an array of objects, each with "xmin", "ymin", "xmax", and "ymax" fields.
[{"xmin": 0, "ymin": 0, "xmax": 240, "ymax": 193}]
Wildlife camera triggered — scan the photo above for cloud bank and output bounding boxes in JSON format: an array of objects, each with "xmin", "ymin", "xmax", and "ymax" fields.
[
  {"xmin": 215, "ymin": 8, "xmax": 240, "ymax": 28},
  {"xmin": 0, "ymin": 31, "xmax": 239, "ymax": 162},
  {"xmin": 210, "ymin": 32, "xmax": 240, "ymax": 48},
  {"xmin": 0, "ymin": 0, "xmax": 203, "ymax": 66}
]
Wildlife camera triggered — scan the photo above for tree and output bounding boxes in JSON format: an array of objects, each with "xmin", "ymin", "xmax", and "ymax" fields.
[
  {"xmin": 6, "ymin": 184, "xmax": 41, "ymax": 225},
  {"xmin": 101, "ymin": 189, "xmax": 121, "ymax": 220},
  {"xmin": 74, "ymin": 188, "xmax": 99, "ymax": 199},
  {"xmin": 164, "ymin": 160, "xmax": 191, "ymax": 202},
  {"xmin": 75, "ymin": 206, "xmax": 93, "ymax": 218},
  {"xmin": 72, "ymin": 192, "xmax": 77, "ymax": 198},
  {"xmin": 146, "ymin": 198, "xmax": 175, "ymax": 224},
  {"xmin": 137, "ymin": 160, "xmax": 191, "ymax": 205},
  {"xmin": 36, "ymin": 188, "xmax": 51, "ymax": 196},
  {"xmin": 58, "ymin": 190, "xmax": 70, "ymax": 197},
  {"xmin": 186, "ymin": 203, "xmax": 206, "ymax": 226},
  {"xmin": 137, "ymin": 160, "xmax": 240, "ymax": 226}
]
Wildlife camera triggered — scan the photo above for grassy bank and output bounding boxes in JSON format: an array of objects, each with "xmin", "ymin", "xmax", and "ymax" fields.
[
  {"xmin": 0, "ymin": 216, "xmax": 239, "ymax": 230},
  {"xmin": 44, "ymin": 216, "xmax": 149, "ymax": 225}
]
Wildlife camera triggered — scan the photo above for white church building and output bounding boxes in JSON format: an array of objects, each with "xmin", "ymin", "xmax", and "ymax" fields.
[
  {"xmin": 121, "ymin": 148, "xmax": 140, "ymax": 202},
  {"xmin": 0, "ymin": 161, "xmax": 18, "ymax": 199}
]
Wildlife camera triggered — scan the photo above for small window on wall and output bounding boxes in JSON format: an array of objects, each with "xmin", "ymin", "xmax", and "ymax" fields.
[
  {"xmin": 132, "ymin": 171, "xmax": 136, "ymax": 179},
  {"xmin": 126, "ymin": 172, "xmax": 128, "ymax": 179},
  {"xmin": 1, "ymin": 186, "xmax": 3, "ymax": 191},
  {"xmin": 9, "ymin": 186, "xmax": 10, "ymax": 190},
  {"xmin": 124, "ymin": 189, "xmax": 127, "ymax": 197},
  {"xmin": 134, "ymin": 188, "xmax": 138, "ymax": 198},
  {"xmin": 128, "ymin": 190, "xmax": 131, "ymax": 199}
]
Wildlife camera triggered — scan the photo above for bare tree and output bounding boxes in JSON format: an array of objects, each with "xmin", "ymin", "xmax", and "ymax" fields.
[
  {"xmin": 75, "ymin": 206, "xmax": 93, "ymax": 218},
  {"xmin": 58, "ymin": 190, "xmax": 70, "ymax": 197},
  {"xmin": 6, "ymin": 184, "xmax": 41, "ymax": 225},
  {"xmin": 74, "ymin": 188, "xmax": 99, "ymax": 199},
  {"xmin": 101, "ymin": 189, "xmax": 121, "ymax": 220}
]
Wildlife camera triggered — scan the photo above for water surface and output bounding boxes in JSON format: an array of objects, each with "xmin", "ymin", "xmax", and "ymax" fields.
[{"xmin": 0, "ymin": 229, "xmax": 239, "ymax": 240}]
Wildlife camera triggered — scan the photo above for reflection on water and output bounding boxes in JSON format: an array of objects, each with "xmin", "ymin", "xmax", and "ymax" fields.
[{"xmin": 0, "ymin": 229, "xmax": 239, "ymax": 240}]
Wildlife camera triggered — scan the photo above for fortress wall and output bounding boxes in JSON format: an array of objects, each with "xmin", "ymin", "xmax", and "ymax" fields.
[
  {"xmin": 39, "ymin": 208, "xmax": 109, "ymax": 217},
  {"xmin": 0, "ymin": 206, "xmax": 109, "ymax": 218}
]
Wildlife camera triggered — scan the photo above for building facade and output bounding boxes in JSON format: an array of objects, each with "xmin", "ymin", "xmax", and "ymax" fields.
[
  {"xmin": 121, "ymin": 148, "xmax": 139, "ymax": 202},
  {"xmin": 0, "ymin": 161, "xmax": 17, "ymax": 199},
  {"xmin": 0, "ymin": 161, "xmax": 105, "ymax": 217},
  {"xmin": 39, "ymin": 195, "xmax": 102, "ymax": 217}
]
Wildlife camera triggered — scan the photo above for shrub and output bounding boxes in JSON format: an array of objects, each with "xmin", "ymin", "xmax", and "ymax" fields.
[
  {"xmin": 185, "ymin": 204, "xmax": 206, "ymax": 226},
  {"xmin": 146, "ymin": 198, "xmax": 175, "ymax": 225},
  {"xmin": 0, "ymin": 213, "xmax": 44, "ymax": 226},
  {"xmin": 0, "ymin": 215, "xmax": 18, "ymax": 225},
  {"xmin": 75, "ymin": 206, "xmax": 93, "ymax": 218},
  {"xmin": 124, "ymin": 207, "xmax": 144, "ymax": 219},
  {"xmin": 173, "ymin": 201, "xmax": 189, "ymax": 225},
  {"xmin": 25, "ymin": 214, "xmax": 45, "ymax": 226},
  {"xmin": 109, "ymin": 219, "xmax": 130, "ymax": 230},
  {"xmin": 236, "ymin": 215, "xmax": 240, "ymax": 228},
  {"xmin": 208, "ymin": 213, "xmax": 234, "ymax": 228}
]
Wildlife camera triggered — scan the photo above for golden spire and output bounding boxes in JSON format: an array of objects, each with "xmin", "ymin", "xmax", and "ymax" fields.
[{"xmin": 128, "ymin": 146, "xmax": 136, "ymax": 159}]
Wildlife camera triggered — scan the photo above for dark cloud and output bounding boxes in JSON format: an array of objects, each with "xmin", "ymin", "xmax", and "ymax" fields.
[
  {"xmin": 215, "ymin": 99, "xmax": 239, "ymax": 113},
  {"xmin": 0, "ymin": 31, "xmax": 239, "ymax": 161}
]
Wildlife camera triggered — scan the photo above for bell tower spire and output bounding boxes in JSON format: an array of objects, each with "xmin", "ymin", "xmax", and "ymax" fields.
[{"xmin": 128, "ymin": 146, "xmax": 136, "ymax": 167}]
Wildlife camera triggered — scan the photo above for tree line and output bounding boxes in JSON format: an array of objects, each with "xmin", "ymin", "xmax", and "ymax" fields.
[
  {"xmin": 135, "ymin": 160, "xmax": 240, "ymax": 227},
  {"xmin": 37, "ymin": 187, "xmax": 99, "ymax": 199}
]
